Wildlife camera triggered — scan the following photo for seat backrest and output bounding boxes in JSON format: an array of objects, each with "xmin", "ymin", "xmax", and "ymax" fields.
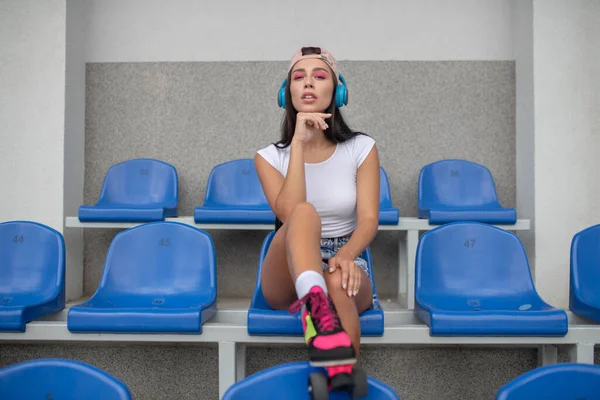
[
  {"xmin": 495, "ymin": 363, "xmax": 600, "ymax": 400},
  {"xmin": 94, "ymin": 222, "xmax": 216, "ymax": 305},
  {"xmin": 97, "ymin": 159, "xmax": 178, "ymax": 207},
  {"xmin": 202, "ymin": 159, "xmax": 270, "ymax": 208},
  {"xmin": 0, "ymin": 221, "xmax": 64, "ymax": 302},
  {"xmin": 415, "ymin": 222, "xmax": 539, "ymax": 310},
  {"xmin": 379, "ymin": 166, "xmax": 393, "ymax": 208},
  {"xmin": 251, "ymin": 232, "xmax": 377, "ymax": 310},
  {"xmin": 418, "ymin": 159, "xmax": 501, "ymax": 209},
  {"xmin": 0, "ymin": 358, "xmax": 132, "ymax": 399},
  {"xmin": 571, "ymin": 224, "xmax": 600, "ymax": 304},
  {"xmin": 222, "ymin": 361, "xmax": 399, "ymax": 399}
]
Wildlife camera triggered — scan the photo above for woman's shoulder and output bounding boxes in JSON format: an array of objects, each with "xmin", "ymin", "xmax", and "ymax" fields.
[
  {"xmin": 339, "ymin": 133, "xmax": 376, "ymax": 167},
  {"xmin": 257, "ymin": 142, "xmax": 289, "ymax": 157},
  {"xmin": 256, "ymin": 142, "xmax": 289, "ymax": 172},
  {"xmin": 340, "ymin": 133, "xmax": 375, "ymax": 150}
]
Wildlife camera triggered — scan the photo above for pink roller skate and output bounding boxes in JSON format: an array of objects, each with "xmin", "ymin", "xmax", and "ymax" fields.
[{"xmin": 289, "ymin": 286, "xmax": 368, "ymax": 399}]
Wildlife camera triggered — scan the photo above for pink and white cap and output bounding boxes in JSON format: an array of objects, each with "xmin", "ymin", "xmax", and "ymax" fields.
[{"xmin": 288, "ymin": 46, "xmax": 340, "ymax": 82}]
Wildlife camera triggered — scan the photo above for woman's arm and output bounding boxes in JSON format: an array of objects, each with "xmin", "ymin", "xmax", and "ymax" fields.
[
  {"xmin": 255, "ymin": 112, "xmax": 330, "ymax": 223},
  {"xmin": 327, "ymin": 145, "xmax": 380, "ymax": 297},
  {"xmin": 337, "ymin": 145, "xmax": 380, "ymax": 260},
  {"xmin": 255, "ymin": 140, "xmax": 307, "ymax": 223}
]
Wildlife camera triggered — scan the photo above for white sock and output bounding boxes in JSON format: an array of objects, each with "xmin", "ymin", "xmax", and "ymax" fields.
[{"xmin": 295, "ymin": 270, "xmax": 327, "ymax": 299}]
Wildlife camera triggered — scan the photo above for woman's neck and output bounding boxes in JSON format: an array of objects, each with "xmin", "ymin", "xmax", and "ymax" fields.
[{"xmin": 303, "ymin": 131, "xmax": 333, "ymax": 151}]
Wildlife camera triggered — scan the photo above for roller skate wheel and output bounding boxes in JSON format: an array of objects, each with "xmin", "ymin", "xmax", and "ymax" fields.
[
  {"xmin": 350, "ymin": 367, "xmax": 368, "ymax": 399},
  {"xmin": 308, "ymin": 372, "xmax": 329, "ymax": 400}
]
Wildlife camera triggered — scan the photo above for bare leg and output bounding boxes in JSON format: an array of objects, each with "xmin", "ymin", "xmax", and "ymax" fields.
[
  {"xmin": 325, "ymin": 269, "xmax": 373, "ymax": 357},
  {"xmin": 260, "ymin": 202, "xmax": 323, "ymax": 310},
  {"xmin": 284, "ymin": 202, "xmax": 323, "ymax": 280},
  {"xmin": 261, "ymin": 201, "xmax": 367, "ymax": 363}
]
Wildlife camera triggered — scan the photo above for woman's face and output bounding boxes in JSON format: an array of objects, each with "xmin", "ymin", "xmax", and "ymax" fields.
[{"xmin": 289, "ymin": 58, "xmax": 335, "ymax": 113}]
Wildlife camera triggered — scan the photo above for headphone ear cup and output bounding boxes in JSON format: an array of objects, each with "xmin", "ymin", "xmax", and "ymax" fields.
[
  {"xmin": 278, "ymin": 87, "xmax": 286, "ymax": 108},
  {"xmin": 278, "ymin": 79, "xmax": 287, "ymax": 108},
  {"xmin": 335, "ymin": 84, "xmax": 348, "ymax": 108}
]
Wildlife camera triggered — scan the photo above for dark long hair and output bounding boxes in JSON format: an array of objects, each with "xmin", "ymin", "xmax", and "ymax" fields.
[{"xmin": 274, "ymin": 72, "xmax": 365, "ymax": 149}]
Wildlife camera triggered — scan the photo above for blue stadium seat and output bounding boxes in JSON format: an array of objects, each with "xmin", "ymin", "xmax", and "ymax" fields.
[
  {"xmin": 67, "ymin": 222, "xmax": 216, "ymax": 333},
  {"xmin": 379, "ymin": 167, "xmax": 400, "ymax": 225},
  {"xmin": 248, "ymin": 231, "xmax": 384, "ymax": 336},
  {"xmin": 0, "ymin": 358, "xmax": 132, "ymax": 399},
  {"xmin": 222, "ymin": 361, "xmax": 399, "ymax": 400},
  {"xmin": 415, "ymin": 222, "xmax": 567, "ymax": 336},
  {"xmin": 78, "ymin": 158, "xmax": 178, "ymax": 222},
  {"xmin": 0, "ymin": 221, "xmax": 65, "ymax": 332},
  {"xmin": 495, "ymin": 363, "xmax": 600, "ymax": 400},
  {"xmin": 570, "ymin": 224, "xmax": 600, "ymax": 322},
  {"xmin": 194, "ymin": 159, "xmax": 276, "ymax": 224},
  {"xmin": 418, "ymin": 159, "xmax": 516, "ymax": 224}
]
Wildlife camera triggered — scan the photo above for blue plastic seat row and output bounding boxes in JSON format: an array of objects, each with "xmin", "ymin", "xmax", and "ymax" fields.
[
  {"xmin": 78, "ymin": 158, "xmax": 399, "ymax": 225},
  {"xmin": 4, "ymin": 357, "xmax": 599, "ymax": 399},
  {"xmin": 71, "ymin": 219, "xmax": 384, "ymax": 335},
  {"xmin": 2, "ymin": 220, "xmax": 600, "ymax": 336},
  {"xmin": 78, "ymin": 158, "xmax": 516, "ymax": 225},
  {"xmin": 0, "ymin": 220, "xmax": 382, "ymax": 334}
]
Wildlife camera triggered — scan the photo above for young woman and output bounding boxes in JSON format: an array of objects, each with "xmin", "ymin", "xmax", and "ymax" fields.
[{"xmin": 255, "ymin": 46, "xmax": 380, "ymax": 365}]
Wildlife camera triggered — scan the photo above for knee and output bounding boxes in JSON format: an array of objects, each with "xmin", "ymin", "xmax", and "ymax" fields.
[
  {"xmin": 289, "ymin": 202, "xmax": 321, "ymax": 225},
  {"xmin": 324, "ymin": 269, "xmax": 344, "ymax": 295},
  {"xmin": 291, "ymin": 202, "xmax": 318, "ymax": 217}
]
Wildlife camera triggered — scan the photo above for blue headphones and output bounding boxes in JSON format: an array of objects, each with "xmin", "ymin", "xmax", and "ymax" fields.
[{"xmin": 277, "ymin": 73, "xmax": 348, "ymax": 109}]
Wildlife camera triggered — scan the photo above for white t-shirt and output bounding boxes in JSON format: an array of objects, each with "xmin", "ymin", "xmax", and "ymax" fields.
[{"xmin": 257, "ymin": 134, "xmax": 376, "ymax": 238}]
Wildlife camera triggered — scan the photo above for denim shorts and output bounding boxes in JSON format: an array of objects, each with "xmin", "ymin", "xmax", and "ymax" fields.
[{"xmin": 320, "ymin": 236, "xmax": 381, "ymax": 310}]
